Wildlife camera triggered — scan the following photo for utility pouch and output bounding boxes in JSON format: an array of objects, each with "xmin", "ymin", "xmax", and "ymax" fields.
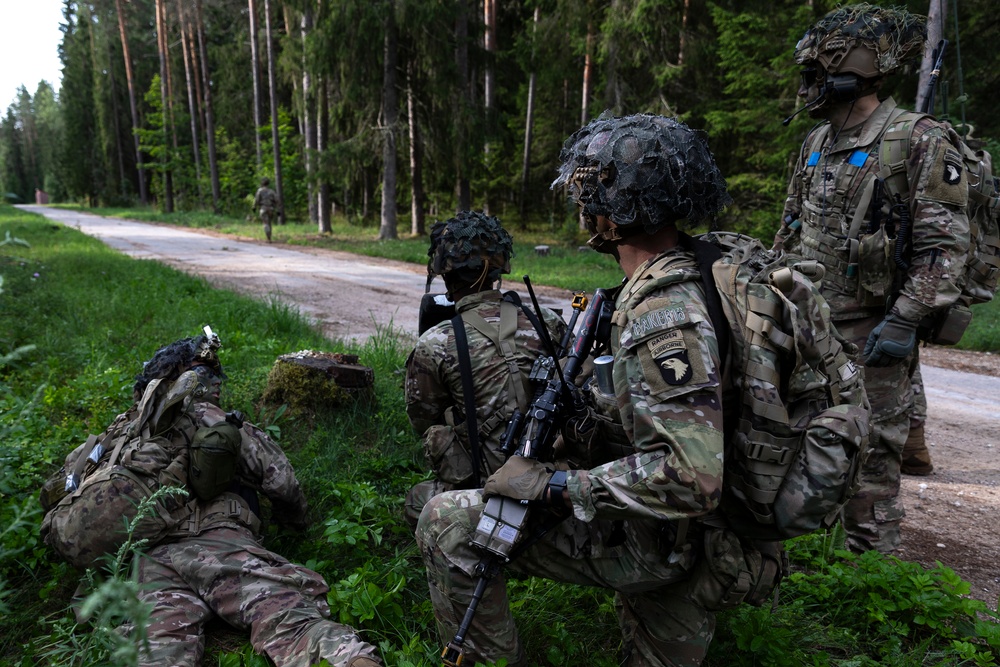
[
  {"xmin": 188, "ymin": 422, "xmax": 241, "ymax": 501},
  {"xmin": 920, "ymin": 305, "xmax": 974, "ymax": 346},
  {"xmin": 423, "ymin": 412, "xmax": 475, "ymax": 489},
  {"xmin": 687, "ymin": 527, "xmax": 786, "ymax": 611},
  {"xmin": 856, "ymin": 229, "xmax": 895, "ymax": 308}
]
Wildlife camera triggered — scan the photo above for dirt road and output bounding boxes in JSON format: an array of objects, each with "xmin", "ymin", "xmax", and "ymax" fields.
[{"xmin": 22, "ymin": 205, "xmax": 1000, "ymax": 609}]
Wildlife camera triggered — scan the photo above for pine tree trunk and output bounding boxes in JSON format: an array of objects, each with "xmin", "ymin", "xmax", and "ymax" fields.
[
  {"xmin": 302, "ymin": 9, "xmax": 318, "ymax": 225},
  {"xmin": 179, "ymin": 4, "xmax": 203, "ymax": 202},
  {"xmin": 195, "ymin": 0, "xmax": 221, "ymax": 212},
  {"xmin": 378, "ymin": 0, "xmax": 399, "ymax": 240},
  {"xmin": 114, "ymin": 0, "xmax": 148, "ymax": 205},
  {"xmin": 454, "ymin": 1, "xmax": 471, "ymax": 212},
  {"xmin": 264, "ymin": 0, "xmax": 285, "ymax": 224},
  {"xmin": 318, "ymin": 72, "xmax": 332, "ymax": 233},
  {"xmin": 155, "ymin": 0, "xmax": 174, "ymax": 212},
  {"xmin": 519, "ymin": 6, "xmax": 539, "ymax": 224},
  {"xmin": 407, "ymin": 57, "xmax": 425, "ymax": 236},
  {"xmin": 916, "ymin": 0, "xmax": 947, "ymax": 114},
  {"xmin": 248, "ymin": 0, "xmax": 264, "ymax": 168}
]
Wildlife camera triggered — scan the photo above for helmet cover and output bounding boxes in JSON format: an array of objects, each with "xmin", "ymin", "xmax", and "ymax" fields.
[
  {"xmin": 551, "ymin": 113, "xmax": 731, "ymax": 234},
  {"xmin": 794, "ymin": 4, "xmax": 926, "ymax": 78},
  {"xmin": 133, "ymin": 328, "xmax": 224, "ymax": 401},
  {"xmin": 427, "ymin": 211, "xmax": 513, "ymax": 286}
]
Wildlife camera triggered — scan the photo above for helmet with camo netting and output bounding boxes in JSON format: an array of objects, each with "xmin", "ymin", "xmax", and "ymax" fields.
[
  {"xmin": 552, "ymin": 113, "xmax": 730, "ymax": 247},
  {"xmin": 426, "ymin": 211, "xmax": 514, "ymax": 291},
  {"xmin": 133, "ymin": 326, "xmax": 224, "ymax": 401},
  {"xmin": 794, "ymin": 4, "xmax": 926, "ymax": 79}
]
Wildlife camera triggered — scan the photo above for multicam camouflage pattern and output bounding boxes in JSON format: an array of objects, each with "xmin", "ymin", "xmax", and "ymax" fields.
[
  {"xmin": 776, "ymin": 96, "xmax": 969, "ymax": 553},
  {"xmin": 416, "ymin": 489, "xmax": 714, "ymax": 667},
  {"xmin": 136, "ymin": 525, "xmax": 380, "ymax": 667},
  {"xmin": 404, "ymin": 290, "xmax": 567, "ymax": 524},
  {"xmin": 702, "ymin": 232, "xmax": 871, "ymax": 540},
  {"xmin": 416, "ymin": 249, "xmax": 729, "ymax": 666},
  {"xmin": 776, "ymin": 99, "xmax": 970, "ymax": 323},
  {"xmin": 833, "ymin": 316, "xmax": 909, "ymax": 552},
  {"xmin": 254, "ymin": 185, "xmax": 279, "ymax": 239},
  {"xmin": 567, "ymin": 248, "xmax": 726, "ymax": 524}
]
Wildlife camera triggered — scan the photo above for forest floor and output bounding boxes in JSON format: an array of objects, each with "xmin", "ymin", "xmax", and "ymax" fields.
[{"xmin": 24, "ymin": 205, "xmax": 1000, "ymax": 611}]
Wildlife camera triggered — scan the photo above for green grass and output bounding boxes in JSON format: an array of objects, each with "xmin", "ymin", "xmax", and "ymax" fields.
[{"xmin": 2, "ymin": 203, "xmax": 998, "ymax": 666}]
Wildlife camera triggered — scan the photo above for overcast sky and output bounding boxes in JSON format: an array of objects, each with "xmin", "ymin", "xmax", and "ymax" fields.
[{"xmin": 0, "ymin": 0, "xmax": 65, "ymax": 111}]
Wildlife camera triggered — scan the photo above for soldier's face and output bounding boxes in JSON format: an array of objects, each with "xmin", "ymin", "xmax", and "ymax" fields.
[
  {"xmin": 798, "ymin": 65, "xmax": 829, "ymax": 118},
  {"xmin": 191, "ymin": 363, "xmax": 222, "ymax": 405}
]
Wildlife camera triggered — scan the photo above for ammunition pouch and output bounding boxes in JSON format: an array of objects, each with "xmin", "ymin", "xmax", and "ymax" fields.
[{"xmin": 919, "ymin": 305, "xmax": 973, "ymax": 346}]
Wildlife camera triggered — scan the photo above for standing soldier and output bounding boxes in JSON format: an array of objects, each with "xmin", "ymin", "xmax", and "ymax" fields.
[
  {"xmin": 404, "ymin": 210, "xmax": 568, "ymax": 526},
  {"xmin": 774, "ymin": 4, "xmax": 968, "ymax": 552},
  {"xmin": 254, "ymin": 177, "xmax": 280, "ymax": 242},
  {"xmin": 416, "ymin": 115, "xmax": 769, "ymax": 666}
]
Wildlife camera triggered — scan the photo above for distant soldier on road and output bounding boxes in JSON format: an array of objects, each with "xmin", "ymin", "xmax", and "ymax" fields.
[{"xmin": 253, "ymin": 177, "xmax": 280, "ymax": 242}]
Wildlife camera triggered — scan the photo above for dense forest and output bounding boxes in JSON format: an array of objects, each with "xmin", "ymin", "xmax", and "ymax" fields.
[{"xmin": 1, "ymin": 0, "xmax": 998, "ymax": 239}]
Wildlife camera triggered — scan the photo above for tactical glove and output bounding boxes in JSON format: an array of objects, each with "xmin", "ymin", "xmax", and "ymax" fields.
[
  {"xmin": 483, "ymin": 456, "xmax": 552, "ymax": 503},
  {"xmin": 863, "ymin": 313, "xmax": 917, "ymax": 367}
]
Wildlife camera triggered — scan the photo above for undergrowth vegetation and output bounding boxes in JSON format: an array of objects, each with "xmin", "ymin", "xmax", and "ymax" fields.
[{"xmin": 1, "ymin": 204, "xmax": 998, "ymax": 666}]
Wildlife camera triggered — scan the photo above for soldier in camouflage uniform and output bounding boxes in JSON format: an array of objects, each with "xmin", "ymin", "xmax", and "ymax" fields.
[
  {"xmin": 404, "ymin": 211, "xmax": 567, "ymax": 526},
  {"xmin": 416, "ymin": 115, "xmax": 738, "ymax": 667},
  {"xmin": 774, "ymin": 4, "xmax": 967, "ymax": 551},
  {"xmin": 128, "ymin": 333, "xmax": 381, "ymax": 667},
  {"xmin": 253, "ymin": 177, "xmax": 280, "ymax": 242}
]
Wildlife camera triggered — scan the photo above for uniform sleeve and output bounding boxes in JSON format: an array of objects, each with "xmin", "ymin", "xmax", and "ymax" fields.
[
  {"xmin": 236, "ymin": 422, "xmax": 309, "ymax": 519},
  {"xmin": 404, "ymin": 328, "xmax": 453, "ymax": 436},
  {"xmin": 566, "ymin": 288, "xmax": 725, "ymax": 523},
  {"xmin": 198, "ymin": 402, "xmax": 308, "ymax": 519},
  {"xmin": 892, "ymin": 120, "xmax": 971, "ymax": 322}
]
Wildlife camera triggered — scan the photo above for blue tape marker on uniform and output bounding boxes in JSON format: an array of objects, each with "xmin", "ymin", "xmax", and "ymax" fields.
[
  {"xmin": 807, "ymin": 152, "xmax": 821, "ymax": 167},
  {"xmin": 848, "ymin": 150, "xmax": 869, "ymax": 167}
]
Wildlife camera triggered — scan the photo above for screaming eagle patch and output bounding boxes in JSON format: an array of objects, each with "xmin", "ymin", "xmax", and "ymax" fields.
[{"xmin": 658, "ymin": 350, "xmax": 693, "ymax": 385}]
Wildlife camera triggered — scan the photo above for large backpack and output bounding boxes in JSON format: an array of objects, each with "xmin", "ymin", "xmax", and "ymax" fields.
[
  {"xmin": 688, "ymin": 232, "xmax": 872, "ymax": 541},
  {"xmin": 39, "ymin": 371, "xmax": 236, "ymax": 569},
  {"xmin": 877, "ymin": 111, "xmax": 1000, "ymax": 344}
]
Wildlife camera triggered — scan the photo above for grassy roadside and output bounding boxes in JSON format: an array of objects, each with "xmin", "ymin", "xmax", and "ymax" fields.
[{"xmin": 2, "ymin": 203, "xmax": 998, "ymax": 666}]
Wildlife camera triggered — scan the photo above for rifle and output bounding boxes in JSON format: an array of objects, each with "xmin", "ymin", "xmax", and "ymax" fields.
[
  {"xmin": 920, "ymin": 39, "xmax": 948, "ymax": 115},
  {"xmin": 439, "ymin": 283, "xmax": 612, "ymax": 667}
]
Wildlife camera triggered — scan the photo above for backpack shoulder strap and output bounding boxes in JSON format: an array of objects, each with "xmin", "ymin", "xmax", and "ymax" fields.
[
  {"xmin": 451, "ymin": 313, "xmax": 484, "ymax": 487},
  {"xmin": 877, "ymin": 109, "xmax": 932, "ymax": 206},
  {"xmin": 461, "ymin": 298, "xmax": 533, "ymax": 414}
]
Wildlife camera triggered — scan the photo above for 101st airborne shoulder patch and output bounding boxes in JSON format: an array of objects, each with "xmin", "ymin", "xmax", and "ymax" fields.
[
  {"xmin": 923, "ymin": 146, "xmax": 968, "ymax": 207},
  {"xmin": 646, "ymin": 330, "xmax": 693, "ymax": 385}
]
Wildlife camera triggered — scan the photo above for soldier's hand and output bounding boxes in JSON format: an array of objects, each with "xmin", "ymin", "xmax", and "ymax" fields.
[
  {"xmin": 863, "ymin": 314, "xmax": 917, "ymax": 367},
  {"xmin": 483, "ymin": 455, "xmax": 553, "ymax": 502}
]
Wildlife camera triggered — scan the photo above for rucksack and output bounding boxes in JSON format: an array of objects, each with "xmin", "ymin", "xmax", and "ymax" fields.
[
  {"xmin": 688, "ymin": 232, "xmax": 872, "ymax": 541},
  {"xmin": 38, "ymin": 371, "xmax": 236, "ymax": 569},
  {"xmin": 877, "ymin": 111, "xmax": 1000, "ymax": 344}
]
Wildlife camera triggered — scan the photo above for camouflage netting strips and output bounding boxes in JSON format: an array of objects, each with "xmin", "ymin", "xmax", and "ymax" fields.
[
  {"xmin": 802, "ymin": 3, "xmax": 926, "ymax": 75},
  {"xmin": 427, "ymin": 211, "xmax": 513, "ymax": 282},
  {"xmin": 552, "ymin": 114, "xmax": 731, "ymax": 234}
]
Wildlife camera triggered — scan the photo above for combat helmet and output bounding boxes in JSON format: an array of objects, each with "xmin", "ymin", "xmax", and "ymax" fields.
[
  {"xmin": 426, "ymin": 211, "xmax": 514, "ymax": 296},
  {"xmin": 794, "ymin": 4, "xmax": 926, "ymax": 103},
  {"xmin": 551, "ymin": 113, "xmax": 731, "ymax": 253},
  {"xmin": 133, "ymin": 325, "xmax": 224, "ymax": 401}
]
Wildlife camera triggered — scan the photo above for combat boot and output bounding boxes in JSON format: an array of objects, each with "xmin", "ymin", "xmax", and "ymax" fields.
[{"xmin": 900, "ymin": 423, "xmax": 933, "ymax": 475}]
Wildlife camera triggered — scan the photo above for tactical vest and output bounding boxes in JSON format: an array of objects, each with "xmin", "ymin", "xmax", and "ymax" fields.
[{"xmin": 792, "ymin": 99, "xmax": 913, "ymax": 315}]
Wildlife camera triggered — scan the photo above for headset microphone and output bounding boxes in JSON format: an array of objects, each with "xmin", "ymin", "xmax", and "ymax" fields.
[{"xmin": 782, "ymin": 93, "xmax": 827, "ymax": 126}]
